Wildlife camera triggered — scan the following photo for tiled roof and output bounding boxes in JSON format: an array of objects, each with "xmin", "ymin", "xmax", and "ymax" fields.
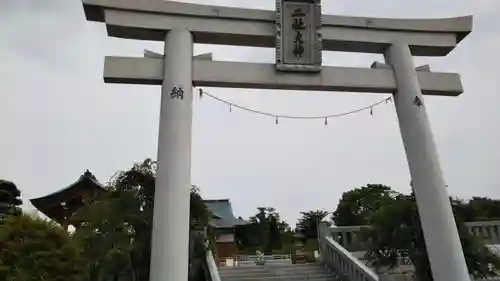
[
  {"xmin": 203, "ymin": 199, "xmax": 250, "ymax": 229},
  {"xmin": 30, "ymin": 170, "xmax": 106, "ymax": 208},
  {"xmin": 31, "ymin": 170, "xmax": 105, "ymax": 202}
]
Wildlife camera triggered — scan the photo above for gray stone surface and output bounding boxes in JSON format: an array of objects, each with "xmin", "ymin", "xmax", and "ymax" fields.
[
  {"xmin": 219, "ymin": 263, "xmax": 340, "ymax": 281},
  {"xmin": 82, "ymin": 0, "xmax": 472, "ymax": 56},
  {"xmin": 103, "ymin": 57, "xmax": 464, "ymax": 96}
]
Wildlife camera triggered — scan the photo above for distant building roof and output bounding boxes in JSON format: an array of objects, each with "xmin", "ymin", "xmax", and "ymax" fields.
[
  {"xmin": 30, "ymin": 170, "xmax": 106, "ymax": 225},
  {"xmin": 203, "ymin": 199, "xmax": 251, "ymax": 229},
  {"xmin": 31, "ymin": 170, "xmax": 105, "ymax": 204}
]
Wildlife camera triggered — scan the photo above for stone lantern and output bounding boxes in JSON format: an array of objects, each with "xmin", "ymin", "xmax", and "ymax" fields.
[{"xmin": 293, "ymin": 232, "xmax": 307, "ymax": 264}]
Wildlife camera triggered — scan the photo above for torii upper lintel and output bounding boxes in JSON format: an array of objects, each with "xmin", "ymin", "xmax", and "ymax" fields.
[{"xmin": 82, "ymin": 0, "xmax": 472, "ymax": 56}]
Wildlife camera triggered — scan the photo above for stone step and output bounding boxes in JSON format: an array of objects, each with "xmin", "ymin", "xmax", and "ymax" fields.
[
  {"xmin": 220, "ymin": 273, "xmax": 276, "ymax": 279},
  {"xmin": 222, "ymin": 272, "xmax": 334, "ymax": 280},
  {"xmin": 220, "ymin": 265, "xmax": 325, "ymax": 271},
  {"xmin": 221, "ymin": 277, "xmax": 337, "ymax": 281},
  {"xmin": 219, "ymin": 263, "xmax": 323, "ymax": 272},
  {"xmin": 221, "ymin": 270, "xmax": 327, "ymax": 278},
  {"xmin": 220, "ymin": 268, "xmax": 327, "ymax": 276},
  {"xmin": 220, "ymin": 270, "xmax": 331, "ymax": 277},
  {"xmin": 219, "ymin": 263, "xmax": 338, "ymax": 281}
]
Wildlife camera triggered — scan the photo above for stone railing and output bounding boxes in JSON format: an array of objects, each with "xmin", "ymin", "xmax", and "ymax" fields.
[
  {"xmin": 205, "ymin": 245, "xmax": 222, "ymax": 281},
  {"xmin": 328, "ymin": 221, "xmax": 500, "ymax": 253},
  {"xmin": 475, "ymin": 278, "xmax": 500, "ymax": 281},
  {"xmin": 319, "ymin": 221, "xmax": 500, "ymax": 281},
  {"xmin": 466, "ymin": 221, "xmax": 500, "ymax": 245},
  {"xmin": 319, "ymin": 223, "xmax": 379, "ymax": 281}
]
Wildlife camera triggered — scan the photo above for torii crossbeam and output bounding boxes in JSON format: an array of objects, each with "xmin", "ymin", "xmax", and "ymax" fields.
[{"xmin": 81, "ymin": 1, "xmax": 473, "ymax": 281}]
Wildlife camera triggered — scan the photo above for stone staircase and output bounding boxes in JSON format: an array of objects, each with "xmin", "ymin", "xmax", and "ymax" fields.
[{"xmin": 219, "ymin": 262, "xmax": 340, "ymax": 281}]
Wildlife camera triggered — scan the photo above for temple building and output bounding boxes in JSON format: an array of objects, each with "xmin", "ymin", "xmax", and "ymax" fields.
[
  {"xmin": 204, "ymin": 199, "xmax": 251, "ymax": 258},
  {"xmin": 30, "ymin": 170, "xmax": 106, "ymax": 229},
  {"xmin": 30, "ymin": 170, "xmax": 250, "ymax": 258}
]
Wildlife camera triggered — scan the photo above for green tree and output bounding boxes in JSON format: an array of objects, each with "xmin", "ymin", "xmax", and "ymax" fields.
[
  {"xmin": 360, "ymin": 192, "xmax": 500, "ymax": 281},
  {"xmin": 450, "ymin": 197, "xmax": 477, "ymax": 222},
  {"xmin": 296, "ymin": 210, "xmax": 331, "ymax": 240},
  {"xmin": 267, "ymin": 214, "xmax": 282, "ymax": 253},
  {"xmin": 468, "ymin": 197, "xmax": 500, "ymax": 221},
  {"xmin": 70, "ymin": 159, "xmax": 211, "ymax": 281},
  {"xmin": 249, "ymin": 207, "xmax": 272, "ymax": 252},
  {"xmin": 246, "ymin": 207, "xmax": 291, "ymax": 254},
  {"xmin": 0, "ymin": 180, "xmax": 22, "ymax": 217},
  {"xmin": 235, "ymin": 222, "xmax": 261, "ymax": 253},
  {"xmin": 0, "ymin": 214, "xmax": 83, "ymax": 281},
  {"xmin": 332, "ymin": 184, "xmax": 395, "ymax": 226},
  {"xmin": 71, "ymin": 196, "xmax": 136, "ymax": 281},
  {"xmin": 451, "ymin": 197, "xmax": 500, "ymax": 222}
]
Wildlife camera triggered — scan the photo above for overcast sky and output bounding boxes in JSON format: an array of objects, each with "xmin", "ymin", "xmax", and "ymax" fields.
[{"xmin": 1, "ymin": 0, "xmax": 499, "ymax": 225}]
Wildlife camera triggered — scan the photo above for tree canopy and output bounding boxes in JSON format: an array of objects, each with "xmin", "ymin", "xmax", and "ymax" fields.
[
  {"xmin": 452, "ymin": 197, "xmax": 500, "ymax": 222},
  {"xmin": 70, "ymin": 158, "xmax": 211, "ymax": 281},
  {"xmin": 0, "ymin": 180, "xmax": 22, "ymax": 217},
  {"xmin": 332, "ymin": 184, "xmax": 395, "ymax": 226},
  {"xmin": 236, "ymin": 207, "xmax": 293, "ymax": 254},
  {"xmin": 296, "ymin": 210, "xmax": 330, "ymax": 240},
  {"xmin": 0, "ymin": 214, "xmax": 83, "ymax": 281},
  {"xmin": 334, "ymin": 184, "xmax": 500, "ymax": 281}
]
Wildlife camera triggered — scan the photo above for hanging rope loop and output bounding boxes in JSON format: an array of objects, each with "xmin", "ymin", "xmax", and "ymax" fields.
[{"xmin": 196, "ymin": 87, "xmax": 391, "ymax": 122}]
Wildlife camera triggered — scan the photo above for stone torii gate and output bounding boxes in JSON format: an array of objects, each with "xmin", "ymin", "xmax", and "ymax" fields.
[{"xmin": 81, "ymin": 1, "xmax": 473, "ymax": 280}]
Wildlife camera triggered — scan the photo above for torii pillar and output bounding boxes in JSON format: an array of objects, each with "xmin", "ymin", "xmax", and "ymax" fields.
[
  {"xmin": 152, "ymin": 29, "xmax": 194, "ymax": 281},
  {"xmin": 385, "ymin": 43, "xmax": 471, "ymax": 281}
]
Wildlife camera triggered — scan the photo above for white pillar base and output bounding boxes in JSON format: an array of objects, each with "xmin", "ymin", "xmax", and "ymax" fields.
[
  {"xmin": 384, "ymin": 43, "xmax": 471, "ymax": 281},
  {"xmin": 149, "ymin": 29, "xmax": 194, "ymax": 281}
]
